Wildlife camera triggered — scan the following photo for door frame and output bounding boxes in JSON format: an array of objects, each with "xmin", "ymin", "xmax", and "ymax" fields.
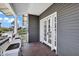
[
  {"xmin": 51, "ymin": 12, "xmax": 57, "ymax": 54},
  {"xmin": 40, "ymin": 12, "xmax": 57, "ymax": 54}
]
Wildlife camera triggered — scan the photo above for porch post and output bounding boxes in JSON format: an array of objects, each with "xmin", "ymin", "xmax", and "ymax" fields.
[{"xmin": 14, "ymin": 16, "xmax": 18, "ymax": 34}]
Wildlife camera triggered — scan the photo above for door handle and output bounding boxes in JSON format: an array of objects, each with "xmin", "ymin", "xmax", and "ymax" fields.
[{"xmin": 47, "ymin": 31, "xmax": 52, "ymax": 35}]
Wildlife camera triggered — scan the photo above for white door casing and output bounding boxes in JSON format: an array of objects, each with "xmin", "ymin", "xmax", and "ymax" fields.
[{"xmin": 40, "ymin": 12, "xmax": 57, "ymax": 54}]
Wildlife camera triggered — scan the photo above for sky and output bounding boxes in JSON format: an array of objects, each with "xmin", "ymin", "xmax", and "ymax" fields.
[{"xmin": 0, "ymin": 12, "xmax": 22, "ymax": 28}]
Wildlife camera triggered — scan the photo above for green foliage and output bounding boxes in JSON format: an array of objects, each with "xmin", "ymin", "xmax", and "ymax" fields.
[
  {"xmin": 0, "ymin": 28, "xmax": 13, "ymax": 33},
  {"xmin": 18, "ymin": 28, "xmax": 27, "ymax": 35}
]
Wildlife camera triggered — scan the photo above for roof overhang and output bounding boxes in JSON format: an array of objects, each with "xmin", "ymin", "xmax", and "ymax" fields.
[{"xmin": 0, "ymin": 3, "xmax": 16, "ymax": 16}]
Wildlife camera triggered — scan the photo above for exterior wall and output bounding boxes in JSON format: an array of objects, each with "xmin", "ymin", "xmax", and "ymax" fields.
[
  {"xmin": 28, "ymin": 14, "xmax": 39, "ymax": 42},
  {"xmin": 39, "ymin": 3, "xmax": 79, "ymax": 56}
]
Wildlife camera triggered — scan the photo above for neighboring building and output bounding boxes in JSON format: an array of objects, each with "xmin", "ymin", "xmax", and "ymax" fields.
[{"xmin": 22, "ymin": 15, "xmax": 28, "ymax": 28}]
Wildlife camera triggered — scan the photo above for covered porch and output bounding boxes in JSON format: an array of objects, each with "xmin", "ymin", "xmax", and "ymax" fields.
[{"xmin": 0, "ymin": 3, "xmax": 56, "ymax": 56}]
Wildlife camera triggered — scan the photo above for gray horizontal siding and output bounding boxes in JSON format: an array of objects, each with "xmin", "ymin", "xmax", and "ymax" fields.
[{"xmin": 39, "ymin": 3, "xmax": 79, "ymax": 56}]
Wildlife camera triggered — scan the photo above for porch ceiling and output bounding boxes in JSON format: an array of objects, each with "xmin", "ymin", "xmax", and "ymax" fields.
[{"xmin": 10, "ymin": 3, "xmax": 53, "ymax": 16}]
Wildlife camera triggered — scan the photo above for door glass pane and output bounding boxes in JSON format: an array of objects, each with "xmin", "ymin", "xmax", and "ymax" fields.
[
  {"xmin": 55, "ymin": 41, "xmax": 56, "ymax": 46},
  {"xmin": 54, "ymin": 17, "xmax": 57, "ymax": 46},
  {"xmin": 44, "ymin": 21, "xmax": 47, "ymax": 41},
  {"xmin": 48, "ymin": 19, "xmax": 51, "ymax": 44}
]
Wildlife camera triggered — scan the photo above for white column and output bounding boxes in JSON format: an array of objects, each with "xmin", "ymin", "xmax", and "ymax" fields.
[{"xmin": 14, "ymin": 16, "xmax": 18, "ymax": 34}]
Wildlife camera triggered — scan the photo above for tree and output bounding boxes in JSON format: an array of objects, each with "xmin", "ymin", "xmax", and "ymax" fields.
[
  {"xmin": 0, "ymin": 22, "xmax": 1, "ymax": 28},
  {"xmin": 11, "ymin": 21, "xmax": 14, "ymax": 29},
  {"xmin": 11, "ymin": 21, "xmax": 14, "ymax": 25}
]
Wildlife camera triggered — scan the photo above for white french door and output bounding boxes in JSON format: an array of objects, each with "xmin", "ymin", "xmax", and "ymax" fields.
[
  {"xmin": 40, "ymin": 12, "xmax": 57, "ymax": 53},
  {"xmin": 51, "ymin": 12, "xmax": 57, "ymax": 53},
  {"xmin": 46, "ymin": 15, "xmax": 52, "ymax": 46}
]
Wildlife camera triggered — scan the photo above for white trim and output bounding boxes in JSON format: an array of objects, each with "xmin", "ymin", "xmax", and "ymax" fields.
[
  {"xmin": 14, "ymin": 16, "xmax": 18, "ymax": 34},
  {"xmin": 26, "ymin": 15, "xmax": 29, "ymax": 43}
]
